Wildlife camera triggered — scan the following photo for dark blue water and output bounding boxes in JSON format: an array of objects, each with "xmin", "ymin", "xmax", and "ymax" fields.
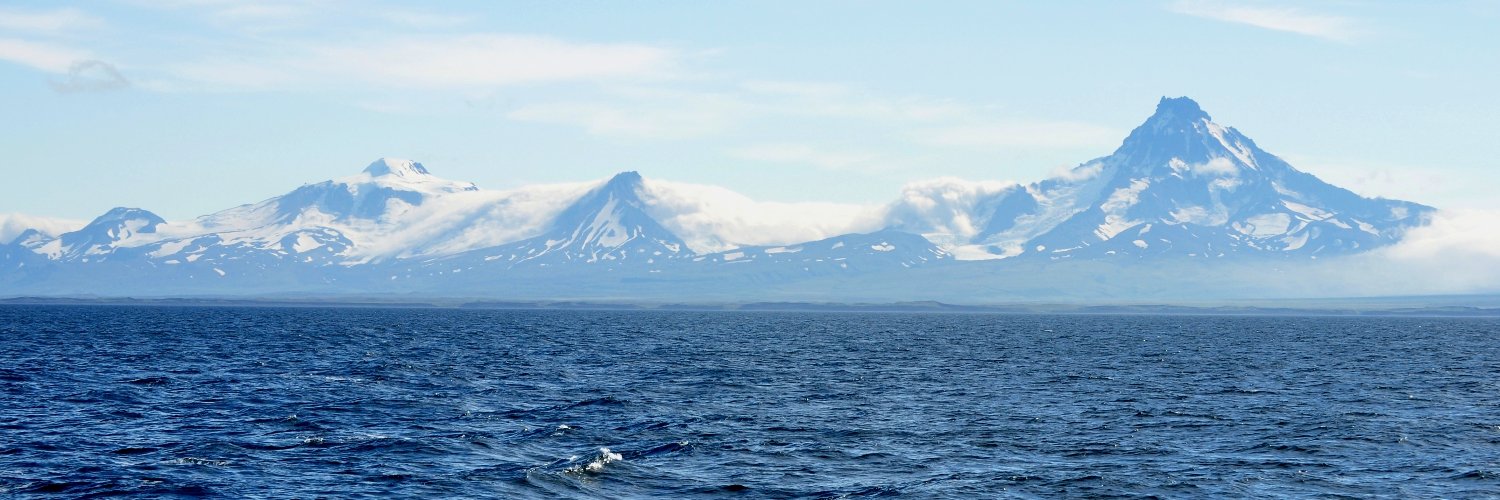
[{"xmin": 1, "ymin": 306, "xmax": 1498, "ymax": 498}]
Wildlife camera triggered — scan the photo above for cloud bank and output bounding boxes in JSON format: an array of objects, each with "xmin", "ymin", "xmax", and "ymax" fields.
[
  {"xmin": 0, "ymin": 213, "xmax": 85, "ymax": 243},
  {"xmin": 641, "ymin": 179, "xmax": 884, "ymax": 253},
  {"xmin": 1350, "ymin": 209, "xmax": 1500, "ymax": 294}
]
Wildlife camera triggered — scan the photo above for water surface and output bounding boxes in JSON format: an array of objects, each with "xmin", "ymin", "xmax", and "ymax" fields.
[{"xmin": 1, "ymin": 305, "xmax": 1497, "ymax": 497}]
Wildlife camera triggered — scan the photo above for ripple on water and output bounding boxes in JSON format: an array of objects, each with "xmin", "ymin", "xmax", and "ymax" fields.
[{"xmin": 0, "ymin": 306, "xmax": 1497, "ymax": 497}]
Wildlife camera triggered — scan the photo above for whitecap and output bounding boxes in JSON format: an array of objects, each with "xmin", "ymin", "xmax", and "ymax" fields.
[{"xmin": 566, "ymin": 447, "xmax": 622, "ymax": 474}]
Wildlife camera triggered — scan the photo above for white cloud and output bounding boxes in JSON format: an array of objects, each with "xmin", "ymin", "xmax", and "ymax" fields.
[
  {"xmin": 1170, "ymin": 158, "xmax": 1242, "ymax": 177},
  {"xmin": 509, "ymin": 100, "xmax": 738, "ymax": 140},
  {"xmin": 1170, "ymin": 1, "xmax": 1364, "ymax": 43},
  {"xmin": 506, "ymin": 83, "xmax": 974, "ymax": 142},
  {"xmin": 640, "ymin": 179, "xmax": 884, "ymax": 253},
  {"xmin": 0, "ymin": 37, "xmax": 89, "ymax": 73},
  {"xmin": 353, "ymin": 181, "xmax": 596, "ymax": 260},
  {"xmin": 1290, "ymin": 209, "xmax": 1500, "ymax": 296},
  {"xmin": 730, "ymin": 143, "xmax": 879, "ymax": 170},
  {"xmin": 1288, "ymin": 156, "xmax": 1448, "ymax": 204},
  {"xmin": 209, "ymin": 3, "xmax": 308, "ymax": 22},
  {"xmin": 119, "ymin": 0, "xmax": 325, "ymax": 32},
  {"xmin": 0, "ymin": 7, "xmax": 102, "ymax": 33},
  {"xmin": 782, "ymin": 93, "xmax": 967, "ymax": 122},
  {"xmin": 168, "ymin": 34, "xmax": 676, "ymax": 90},
  {"xmin": 129, "ymin": 1, "xmax": 472, "ymax": 32},
  {"xmin": 1048, "ymin": 162, "xmax": 1107, "ymax": 182},
  {"xmin": 312, "ymin": 35, "xmax": 673, "ymax": 88},
  {"xmin": 170, "ymin": 173, "xmax": 601, "ymax": 262},
  {"xmin": 738, "ymin": 82, "xmax": 971, "ymax": 123},
  {"xmin": 371, "ymin": 9, "xmax": 472, "ymax": 29},
  {"xmin": 740, "ymin": 80, "xmax": 850, "ymax": 98},
  {"xmin": 1189, "ymin": 157, "xmax": 1239, "ymax": 177},
  {"xmin": 912, "ymin": 121, "xmax": 1122, "ymax": 150},
  {"xmin": 0, "ymin": 213, "xmax": 85, "ymax": 243},
  {"xmin": 1378, "ymin": 209, "xmax": 1500, "ymax": 262},
  {"xmin": 882, "ymin": 177, "xmax": 1022, "ymax": 239},
  {"xmin": 168, "ymin": 60, "xmax": 297, "ymax": 89}
]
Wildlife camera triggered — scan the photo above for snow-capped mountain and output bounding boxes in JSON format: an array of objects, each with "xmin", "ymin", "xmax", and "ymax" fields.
[
  {"xmin": 245, "ymin": 158, "xmax": 479, "ymax": 224},
  {"xmin": 189, "ymin": 157, "xmax": 549, "ymax": 263},
  {"xmin": 888, "ymin": 97, "xmax": 1432, "ymax": 260},
  {"xmin": 0, "ymin": 97, "xmax": 1438, "ymax": 299},
  {"xmin": 435, "ymin": 171, "xmax": 694, "ymax": 270},
  {"xmin": 0, "ymin": 214, "xmax": 83, "ymax": 246},
  {"xmin": 44, "ymin": 207, "xmax": 166, "ymax": 261}
]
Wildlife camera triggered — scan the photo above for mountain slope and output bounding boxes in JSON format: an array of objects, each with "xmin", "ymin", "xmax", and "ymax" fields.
[
  {"xmin": 420, "ymin": 171, "xmax": 694, "ymax": 273},
  {"xmin": 890, "ymin": 97, "xmax": 1432, "ymax": 260},
  {"xmin": 0, "ymin": 97, "xmax": 1443, "ymax": 299},
  {"xmin": 693, "ymin": 229, "xmax": 949, "ymax": 272}
]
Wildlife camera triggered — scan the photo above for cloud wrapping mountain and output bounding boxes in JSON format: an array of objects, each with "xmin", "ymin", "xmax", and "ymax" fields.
[{"xmin": 0, "ymin": 98, "xmax": 1448, "ymax": 300}]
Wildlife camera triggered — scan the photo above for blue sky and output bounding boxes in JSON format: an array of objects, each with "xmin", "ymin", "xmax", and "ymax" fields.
[{"xmin": 2, "ymin": 0, "xmax": 1497, "ymax": 220}]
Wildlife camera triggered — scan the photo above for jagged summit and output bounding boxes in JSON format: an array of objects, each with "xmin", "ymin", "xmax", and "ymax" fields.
[
  {"xmin": 590, "ymin": 171, "xmax": 645, "ymax": 202},
  {"xmin": 1029, "ymin": 97, "xmax": 1429, "ymax": 259},
  {"xmin": 889, "ymin": 96, "xmax": 1433, "ymax": 261},
  {"xmin": 246, "ymin": 159, "xmax": 479, "ymax": 223},
  {"xmin": 363, "ymin": 158, "xmax": 431, "ymax": 178},
  {"xmin": 0, "ymin": 97, "xmax": 1440, "ymax": 298},
  {"xmin": 1105, "ymin": 96, "xmax": 1256, "ymax": 172},
  {"xmin": 436, "ymin": 170, "xmax": 692, "ymax": 269},
  {"xmin": 1150, "ymin": 96, "xmax": 1211, "ymax": 123},
  {"xmin": 88, "ymin": 207, "xmax": 166, "ymax": 229},
  {"xmin": 603, "ymin": 170, "xmax": 643, "ymax": 186}
]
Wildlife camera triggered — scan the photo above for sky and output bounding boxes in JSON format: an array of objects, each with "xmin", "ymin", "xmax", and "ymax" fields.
[{"xmin": 1, "ymin": 0, "xmax": 1497, "ymax": 222}]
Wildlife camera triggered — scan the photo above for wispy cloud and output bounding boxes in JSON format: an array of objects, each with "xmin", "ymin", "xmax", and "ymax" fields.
[
  {"xmin": 168, "ymin": 34, "xmax": 677, "ymax": 90},
  {"xmin": 104, "ymin": 2, "xmax": 671, "ymax": 90},
  {"xmin": 0, "ymin": 7, "xmax": 103, "ymax": 33},
  {"xmin": 506, "ymin": 80, "xmax": 1121, "ymax": 182},
  {"xmin": 118, "ymin": 0, "xmax": 324, "ymax": 32},
  {"xmin": 371, "ymin": 9, "xmax": 473, "ymax": 29},
  {"xmin": 0, "ymin": 213, "xmax": 86, "ymax": 243},
  {"xmin": 126, "ymin": 0, "xmax": 478, "ymax": 35},
  {"xmin": 508, "ymin": 100, "xmax": 739, "ymax": 140},
  {"xmin": 507, "ymin": 82, "xmax": 1086, "ymax": 150},
  {"xmin": 0, "ymin": 37, "xmax": 89, "ymax": 72},
  {"xmin": 1284, "ymin": 155, "xmax": 1449, "ymax": 204},
  {"xmin": 730, "ymin": 143, "xmax": 881, "ymax": 170},
  {"xmin": 743, "ymin": 82, "xmax": 967, "ymax": 122},
  {"xmin": 911, "ymin": 121, "xmax": 1122, "ymax": 150},
  {"xmin": 1169, "ymin": 1, "xmax": 1364, "ymax": 43},
  {"xmin": 314, "ymin": 35, "xmax": 673, "ymax": 88}
]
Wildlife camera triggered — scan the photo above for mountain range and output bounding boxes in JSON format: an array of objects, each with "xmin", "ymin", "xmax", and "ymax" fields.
[{"xmin": 0, "ymin": 97, "xmax": 1433, "ymax": 300}]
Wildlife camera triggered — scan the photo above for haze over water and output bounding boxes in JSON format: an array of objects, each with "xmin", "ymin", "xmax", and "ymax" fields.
[{"xmin": 2, "ymin": 305, "xmax": 1497, "ymax": 497}]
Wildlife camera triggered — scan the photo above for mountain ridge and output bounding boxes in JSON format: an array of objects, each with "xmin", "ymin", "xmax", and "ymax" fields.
[
  {"xmin": 1, "ymin": 97, "xmax": 1436, "ymax": 298},
  {"xmin": 890, "ymin": 96, "xmax": 1431, "ymax": 260}
]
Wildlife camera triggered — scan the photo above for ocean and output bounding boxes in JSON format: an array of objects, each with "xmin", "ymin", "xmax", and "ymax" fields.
[{"xmin": 1, "ymin": 305, "xmax": 1497, "ymax": 498}]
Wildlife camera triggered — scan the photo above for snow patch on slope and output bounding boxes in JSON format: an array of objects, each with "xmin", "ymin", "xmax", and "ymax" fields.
[
  {"xmin": 1096, "ymin": 179, "xmax": 1148, "ymax": 240},
  {"xmin": 1237, "ymin": 213, "xmax": 1293, "ymax": 237}
]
